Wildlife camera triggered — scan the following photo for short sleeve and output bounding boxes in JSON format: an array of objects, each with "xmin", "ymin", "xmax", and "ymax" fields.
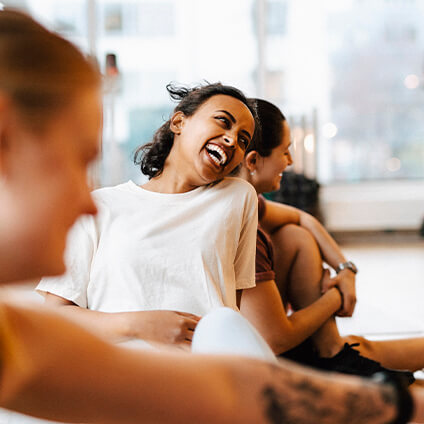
[
  {"xmin": 258, "ymin": 194, "xmax": 266, "ymax": 220},
  {"xmin": 255, "ymin": 227, "xmax": 275, "ymax": 283},
  {"xmin": 234, "ymin": 185, "xmax": 258, "ymax": 290},
  {"xmin": 36, "ymin": 215, "xmax": 97, "ymax": 308}
]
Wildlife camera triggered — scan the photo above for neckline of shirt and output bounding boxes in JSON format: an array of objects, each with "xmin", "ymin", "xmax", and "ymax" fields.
[{"xmin": 125, "ymin": 180, "xmax": 206, "ymax": 199}]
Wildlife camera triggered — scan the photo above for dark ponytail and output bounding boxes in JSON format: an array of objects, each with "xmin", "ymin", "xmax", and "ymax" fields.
[
  {"xmin": 134, "ymin": 82, "xmax": 256, "ymax": 179},
  {"xmin": 246, "ymin": 98, "xmax": 286, "ymax": 157}
]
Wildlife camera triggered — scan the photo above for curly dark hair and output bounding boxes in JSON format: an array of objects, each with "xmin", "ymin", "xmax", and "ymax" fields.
[
  {"xmin": 246, "ymin": 98, "xmax": 286, "ymax": 157},
  {"xmin": 134, "ymin": 82, "xmax": 257, "ymax": 179}
]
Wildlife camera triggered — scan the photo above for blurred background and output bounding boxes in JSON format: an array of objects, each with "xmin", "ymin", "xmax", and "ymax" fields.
[
  {"xmin": 3, "ymin": 0, "xmax": 424, "ymax": 234},
  {"xmin": 3, "ymin": 0, "xmax": 424, "ymax": 233}
]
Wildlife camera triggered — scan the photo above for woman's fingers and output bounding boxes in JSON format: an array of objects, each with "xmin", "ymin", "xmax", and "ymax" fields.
[
  {"xmin": 184, "ymin": 318, "xmax": 201, "ymax": 328},
  {"xmin": 129, "ymin": 310, "xmax": 202, "ymax": 346},
  {"xmin": 175, "ymin": 312, "xmax": 201, "ymax": 334},
  {"xmin": 335, "ymin": 272, "xmax": 357, "ymax": 316},
  {"xmin": 184, "ymin": 331, "xmax": 194, "ymax": 342},
  {"xmin": 173, "ymin": 312, "xmax": 201, "ymax": 344},
  {"xmin": 320, "ymin": 268, "xmax": 334, "ymax": 293},
  {"xmin": 176, "ymin": 311, "xmax": 201, "ymax": 321},
  {"xmin": 337, "ymin": 292, "xmax": 357, "ymax": 317}
]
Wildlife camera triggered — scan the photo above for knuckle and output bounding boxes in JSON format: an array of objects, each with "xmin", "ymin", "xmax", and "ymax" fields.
[
  {"xmin": 169, "ymin": 332, "xmax": 179, "ymax": 343},
  {"xmin": 173, "ymin": 330, "xmax": 184, "ymax": 341}
]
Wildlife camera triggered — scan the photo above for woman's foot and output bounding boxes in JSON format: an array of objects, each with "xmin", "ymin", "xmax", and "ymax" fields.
[{"xmin": 316, "ymin": 343, "xmax": 415, "ymax": 385}]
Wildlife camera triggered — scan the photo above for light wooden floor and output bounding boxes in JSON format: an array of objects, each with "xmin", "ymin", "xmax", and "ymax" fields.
[{"xmin": 335, "ymin": 235, "xmax": 424, "ymax": 340}]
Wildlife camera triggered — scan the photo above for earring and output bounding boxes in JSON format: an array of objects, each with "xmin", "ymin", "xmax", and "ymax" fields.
[{"xmin": 250, "ymin": 170, "xmax": 256, "ymax": 176}]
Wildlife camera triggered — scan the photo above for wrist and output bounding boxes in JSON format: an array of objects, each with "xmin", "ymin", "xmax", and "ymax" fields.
[
  {"xmin": 411, "ymin": 388, "xmax": 424, "ymax": 424},
  {"xmin": 372, "ymin": 372, "xmax": 414, "ymax": 424},
  {"xmin": 335, "ymin": 260, "xmax": 358, "ymax": 275},
  {"xmin": 328, "ymin": 286, "xmax": 343, "ymax": 311},
  {"xmin": 337, "ymin": 268, "xmax": 356, "ymax": 279},
  {"xmin": 334, "ymin": 286, "xmax": 343, "ymax": 311},
  {"xmin": 119, "ymin": 311, "xmax": 138, "ymax": 339}
]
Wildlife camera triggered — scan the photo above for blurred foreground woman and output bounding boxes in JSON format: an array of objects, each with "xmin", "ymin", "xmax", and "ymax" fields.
[{"xmin": 0, "ymin": 8, "xmax": 423, "ymax": 424}]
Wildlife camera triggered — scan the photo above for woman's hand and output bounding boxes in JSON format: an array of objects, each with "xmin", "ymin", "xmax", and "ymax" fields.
[
  {"xmin": 321, "ymin": 269, "xmax": 356, "ymax": 317},
  {"xmin": 332, "ymin": 270, "xmax": 356, "ymax": 317},
  {"xmin": 124, "ymin": 310, "xmax": 201, "ymax": 348},
  {"xmin": 43, "ymin": 293, "xmax": 202, "ymax": 348}
]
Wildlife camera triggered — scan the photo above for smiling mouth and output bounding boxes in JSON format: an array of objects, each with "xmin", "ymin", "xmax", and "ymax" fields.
[{"xmin": 205, "ymin": 143, "xmax": 229, "ymax": 168}]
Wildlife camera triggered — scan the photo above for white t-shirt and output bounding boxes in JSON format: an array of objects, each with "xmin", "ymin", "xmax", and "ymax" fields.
[{"xmin": 37, "ymin": 177, "xmax": 258, "ymax": 316}]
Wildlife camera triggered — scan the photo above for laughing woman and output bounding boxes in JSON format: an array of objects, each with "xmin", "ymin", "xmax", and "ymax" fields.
[
  {"xmin": 237, "ymin": 98, "xmax": 424, "ymax": 379},
  {"xmin": 3, "ymin": 11, "xmax": 424, "ymax": 424},
  {"xmin": 38, "ymin": 83, "xmax": 259, "ymax": 349}
]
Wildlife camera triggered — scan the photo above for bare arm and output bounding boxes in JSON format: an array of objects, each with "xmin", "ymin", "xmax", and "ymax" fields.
[
  {"xmin": 239, "ymin": 277, "xmax": 342, "ymax": 354},
  {"xmin": 261, "ymin": 199, "xmax": 346, "ymax": 269},
  {"xmin": 0, "ymin": 300, "xmax": 417, "ymax": 424},
  {"xmin": 261, "ymin": 199, "xmax": 356, "ymax": 316},
  {"xmin": 44, "ymin": 292, "xmax": 200, "ymax": 347},
  {"xmin": 232, "ymin": 357, "xmax": 413, "ymax": 424}
]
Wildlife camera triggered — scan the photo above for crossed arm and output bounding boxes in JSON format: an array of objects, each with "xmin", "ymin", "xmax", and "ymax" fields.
[
  {"xmin": 260, "ymin": 198, "xmax": 356, "ymax": 316},
  {"xmin": 239, "ymin": 276, "xmax": 342, "ymax": 354},
  {"xmin": 238, "ymin": 198, "xmax": 356, "ymax": 354},
  {"xmin": 1, "ymin": 300, "xmax": 421, "ymax": 424}
]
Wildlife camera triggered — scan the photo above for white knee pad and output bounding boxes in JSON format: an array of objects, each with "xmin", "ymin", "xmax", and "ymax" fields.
[{"xmin": 192, "ymin": 307, "xmax": 277, "ymax": 363}]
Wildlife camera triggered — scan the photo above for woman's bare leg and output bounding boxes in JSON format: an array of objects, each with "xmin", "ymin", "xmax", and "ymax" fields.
[
  {"xmin": 345, "ymin": 334, "xmax": 424, "ymax": 372},
  {"xmin": 272, "ymin": 224, "xmax": 424, "ymax": 371},
  {"xmin": 271, "ymin": 224, "xmax": 344, "ymax": 357}
]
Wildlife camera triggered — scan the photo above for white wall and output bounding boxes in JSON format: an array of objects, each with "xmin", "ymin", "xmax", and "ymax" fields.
[{"xmin": 320, "ymin": 181, "xmax": 424, "ymax": 231}]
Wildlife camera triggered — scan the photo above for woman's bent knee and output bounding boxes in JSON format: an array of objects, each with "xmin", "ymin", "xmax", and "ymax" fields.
[
  {"xmin": 271, "ymin": 224, "xmax": 316, "ymax": 252},
  {"xmin": 192, "ymin": 307, "xmax": 277, "ymax": 363}
]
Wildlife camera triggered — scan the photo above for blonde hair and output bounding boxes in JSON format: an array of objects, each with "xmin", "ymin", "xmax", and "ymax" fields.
[{"xmin": 0, "ymin": 9, "xmax": 100, "ymax": 130}]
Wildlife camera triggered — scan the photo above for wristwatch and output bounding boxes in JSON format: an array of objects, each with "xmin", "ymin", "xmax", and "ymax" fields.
[{"xmin": 335, "ymin": 261, "xmax": 358, "ymax": 274}]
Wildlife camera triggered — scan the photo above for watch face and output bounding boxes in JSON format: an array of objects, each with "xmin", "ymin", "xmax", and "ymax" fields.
[{"xmin": 347, "ymin": 261, "xmax": 358, "ymax": 273}]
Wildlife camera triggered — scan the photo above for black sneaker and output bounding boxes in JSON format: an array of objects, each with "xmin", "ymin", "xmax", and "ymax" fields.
[
  {"xmin": 279, "ymin": 338, "xmax": 321, "ymax": 368},
  {"xmin": 316, "ymin": 343, "xmax": 415, "ymax": 386}
]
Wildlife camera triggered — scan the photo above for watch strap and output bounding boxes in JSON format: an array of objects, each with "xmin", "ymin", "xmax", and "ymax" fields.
[{"xmin": 335, "ymin": 261, "xmax": 358, "ymax": 274}]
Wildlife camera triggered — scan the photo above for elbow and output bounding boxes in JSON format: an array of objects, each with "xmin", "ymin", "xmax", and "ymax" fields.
[
  {"xmin": 264, "ymin": 320, "xmax": 313, "ymax": 355},
  {"xmin": 264, "ymin": 329, "xmax": 300, "ymax": 356},
  {"xmin": 272, "ymin": 340, "xmax": 300, "ymax": 356},
  {"xmin": 299, "ymin": 210, "xmax": 317, "ymax": 227},
  {"xmin": 44, "ymin": 292, "xmax": 76, "ymax": 307}
]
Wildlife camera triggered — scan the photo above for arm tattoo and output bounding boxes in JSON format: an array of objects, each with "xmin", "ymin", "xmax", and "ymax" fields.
[{"xmin": 261, "ymin": 363, "xmax": 397, "ymax": 424}]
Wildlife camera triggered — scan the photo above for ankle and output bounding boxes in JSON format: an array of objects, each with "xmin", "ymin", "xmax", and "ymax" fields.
[{"xmin": 315, "ymin": 340, "xmax": 345, "ymax": 358}]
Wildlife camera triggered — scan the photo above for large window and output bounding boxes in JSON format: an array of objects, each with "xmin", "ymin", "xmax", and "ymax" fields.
[
  {"xmin": 97, "ymin": 0, "xmax": 258, "ymax": 185},
  {"xmin": 4, "ymin": 0, "xmax": 424, "ymax": 185},
  {"xmin": 5, "ymin": 0, "xmax": 257, "ymax": 185},
  {"xmin": 263, "ymin": 0, "xmax": 424, "ymax": 183}
]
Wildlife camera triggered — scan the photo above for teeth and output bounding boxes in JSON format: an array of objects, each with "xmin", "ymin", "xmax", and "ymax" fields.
[
  {"xmin": 206, "ymin": 144, "xmax": 227, "ymax": 166},
  {"xmin": 209, "ymin": 154, "xmax": 221, "ymax": 166}
]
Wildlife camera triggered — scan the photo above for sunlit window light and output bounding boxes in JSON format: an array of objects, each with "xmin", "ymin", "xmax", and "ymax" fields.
[
  {"xmin": 323, "ymin": 122, "xmax": 338, "ymax": 138},
  {"xmin": 304, "ymin": 134, "xmax": 315, "ymax": 153},
  {"xmin": 386, "ymin": 157, "xmax": 401, "ymax": 172},
  {"xmin": 291, "ymin": 127, "xmax": 304, "ymax": 141},
  {"xmin": 404, "ymin": 74, "xmax": 419, "ymax": 89}
]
